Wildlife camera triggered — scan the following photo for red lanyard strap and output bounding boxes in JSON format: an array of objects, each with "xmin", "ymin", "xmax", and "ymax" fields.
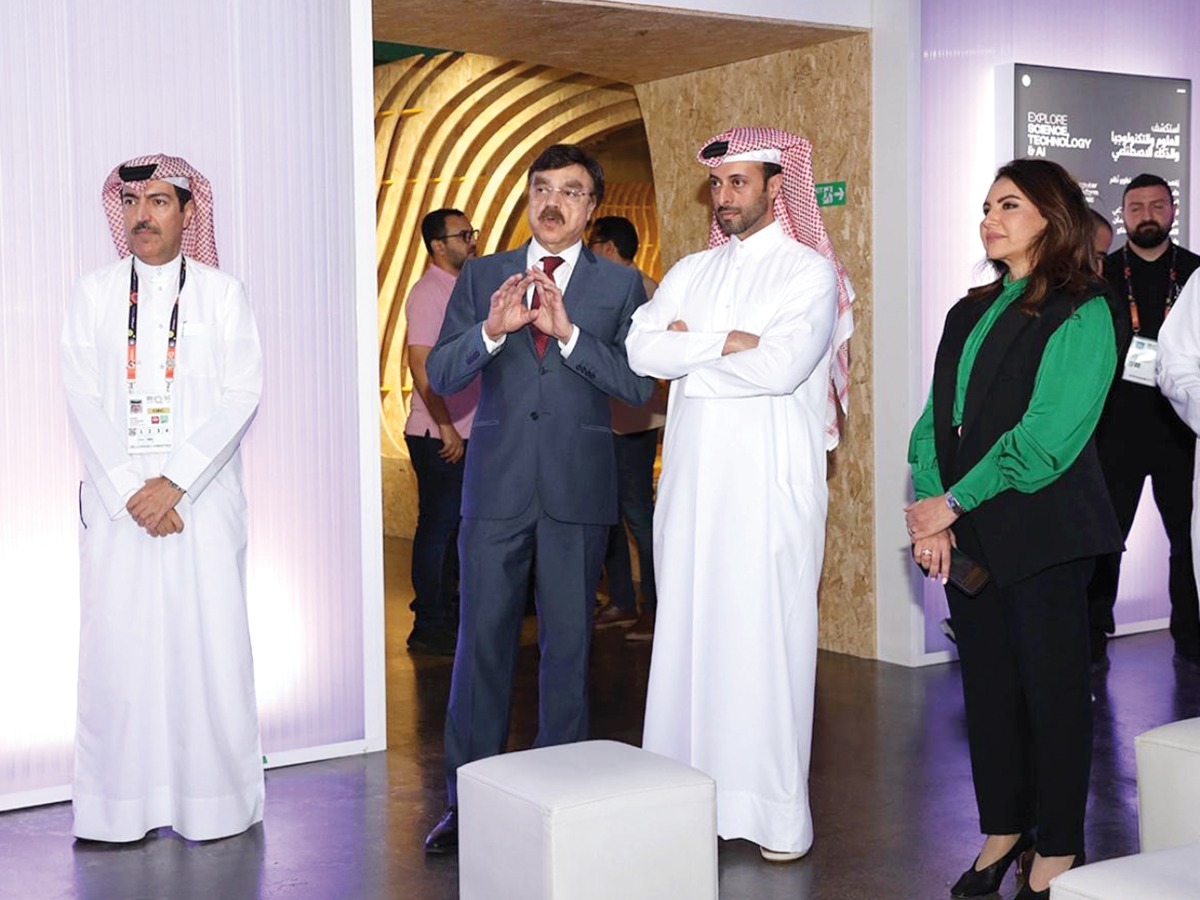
[
  {"xmin": 127, "ymin": 257, "xmax": 186, "ymax": 385},
  {"xmin": 1124, "ymin": 244, "xmax": 1177, "ymax": 335}
]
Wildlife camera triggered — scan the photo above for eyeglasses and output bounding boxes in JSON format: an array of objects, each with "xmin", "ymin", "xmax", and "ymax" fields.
[
  {"xmin": 440, "ymin": 229, "xmax": 479, "ymax": 243},
  {"xmin": 530, "ymin": 184, "xmax": 593, "ymax": 205}
]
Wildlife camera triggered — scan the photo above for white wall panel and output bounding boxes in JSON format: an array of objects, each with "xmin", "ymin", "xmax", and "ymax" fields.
[
  {"xmin": 872, "ymin": 0, "xmax": 927, "ymax": 665},
  {"xmin": 0, "ymin": 0, "xmax": 383, "ymax": 808},
  {"xmin": 0, "ymin": 0, "xmax": 84, "ymax": 805}
]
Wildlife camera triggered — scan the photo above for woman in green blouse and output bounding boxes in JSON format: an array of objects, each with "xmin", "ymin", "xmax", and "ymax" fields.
[{"xmin": 906, "ymin": 159, "xmax": 1122, "ymax": 900}]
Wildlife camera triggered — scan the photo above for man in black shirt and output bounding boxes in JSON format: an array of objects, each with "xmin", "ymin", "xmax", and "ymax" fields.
[{"xmin": 1091, "ymin": 173, "xmax": 1200, "ymax": 668}]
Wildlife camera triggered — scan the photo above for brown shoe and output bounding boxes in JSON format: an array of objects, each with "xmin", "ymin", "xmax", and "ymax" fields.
[
  {"xmin": 594, "ymin": 604, "xmax": 637, "ymax": 629},
  {"xmin": 624, "ymin": 609, "xmax": 655, "ymax": 641}
]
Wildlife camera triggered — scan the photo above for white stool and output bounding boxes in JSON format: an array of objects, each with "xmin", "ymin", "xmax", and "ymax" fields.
[
  {"xmin": 457, "ymin": 740, "xmax": 717, "ymax": 900},
  {"xmin": 1050, "ymin": 844, "xmax": 1200, "ymax": 899},
  {"xmin": 1134, "ymin": 716, "xmax": 1200, "ymax": 852},
  {"xmin": 1050, "ymin": 717, "xmax": 1200, "ymax": 899}
]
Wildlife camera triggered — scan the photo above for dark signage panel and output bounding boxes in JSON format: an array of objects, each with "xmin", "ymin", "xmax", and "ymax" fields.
[{"xmin": 1013, "ymin": 63, "xmax": 1191, "ymax": 246}]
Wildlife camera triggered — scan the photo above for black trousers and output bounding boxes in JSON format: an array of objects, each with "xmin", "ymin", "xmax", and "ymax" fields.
[
  {"xmin": 948, "ymin": 557, "xmax": 1094, "ymax": 857},
  {"xmin": 1087, "ymin": 433, "xmax": 1200, "ymax": 658},
  {"xmin": 405, "ymin": 433, "xmax": 466, "ymax": 633},
  {"xmin": 601, "ymin": 428, "xmax": 659, "ymax": 613}
]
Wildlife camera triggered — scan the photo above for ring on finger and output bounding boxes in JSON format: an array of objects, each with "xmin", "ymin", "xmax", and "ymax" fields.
[{"xmin": 920, "ymin": 549, "xmax": 932, "ymax": 557}]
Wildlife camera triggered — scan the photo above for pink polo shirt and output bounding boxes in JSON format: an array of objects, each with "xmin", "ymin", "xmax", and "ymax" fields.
[{"xmin": 404, "ymin": 264, "xmax": 479, "ymax": 439}]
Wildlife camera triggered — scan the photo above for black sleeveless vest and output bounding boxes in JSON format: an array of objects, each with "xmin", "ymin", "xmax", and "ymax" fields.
[{"xmin": 932, "ymin": 287, "xmax": 1122, "ymax": 588}]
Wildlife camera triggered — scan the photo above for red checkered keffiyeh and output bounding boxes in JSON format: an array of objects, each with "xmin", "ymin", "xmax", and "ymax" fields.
[
  {"xmin": 101, "ymin": 154, "xmax": 219, "ymax": 267},
  {"xmin": 697, "ymin": 127, "xmax": 855, "ymax": 449}
]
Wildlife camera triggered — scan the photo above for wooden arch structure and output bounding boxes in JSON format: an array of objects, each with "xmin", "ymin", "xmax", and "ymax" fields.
[{"xmin": 375, "ymin": 52, "xmax": 654, "ymax": 454}]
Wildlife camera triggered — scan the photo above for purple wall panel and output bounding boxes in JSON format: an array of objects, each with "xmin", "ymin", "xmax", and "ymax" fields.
[
  {"xmin": 1, "ymin": 0, "xmax": 371, "ymax": 805},
  {"xmin": 920, "ymin": 0, "xmax": 1200, "ymax": 652}
]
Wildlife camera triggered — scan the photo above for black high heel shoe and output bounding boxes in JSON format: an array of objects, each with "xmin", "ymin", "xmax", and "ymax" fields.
[
  {"xmin": 950, "ymin": 832, "xmax": 1035, "ymax": 898},
  {"xmin": 1014, "ymin": 850, "xmax": 1085, "ymax": 899}
]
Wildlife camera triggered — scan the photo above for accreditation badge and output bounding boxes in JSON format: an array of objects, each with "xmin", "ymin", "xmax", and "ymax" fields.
[
  {"xmin": 126, "ymin": 393, "xmax": 175, "ymax": 454},
  {"xmin": 1122, "ymin": 336, "xmax": 1159, "ymax": 387}
]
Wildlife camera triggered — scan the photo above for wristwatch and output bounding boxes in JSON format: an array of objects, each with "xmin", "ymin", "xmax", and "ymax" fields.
[{"xmin": 945, "ymin": 491, "xmax": 965, "ymax": 517}]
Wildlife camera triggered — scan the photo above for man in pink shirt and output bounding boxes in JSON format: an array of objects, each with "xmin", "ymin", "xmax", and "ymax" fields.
[
  {"xmin": 405, "ymin": 209, "xmax": 481, "ymax": 654},
  {"xmin": 588, "ymin": 216, "xmax": 666, "ymax": 640}
]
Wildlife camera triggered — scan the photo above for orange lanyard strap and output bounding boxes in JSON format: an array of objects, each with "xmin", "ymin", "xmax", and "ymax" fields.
[
  {"xmin": 127, "ymin": 257, "xmax": 186, "ymax": 385},
  {"xmin": 1124, "ymin": 244, "xmax": 1177, "ymax": 335}
]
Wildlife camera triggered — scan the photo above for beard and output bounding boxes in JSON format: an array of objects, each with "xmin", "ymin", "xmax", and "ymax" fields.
[
  {"xmin": 447, "ymin": 246, "xmax": 473, "ymax": 270},
  {"xmin": 716, "ymin": 195, "xmax": 770, "ymax": 236},
  {"xmin": 716, "ymin": 210, "xmax": 743, "ymax": 236},
  {"xmin": 1128, "ymin": 221, "xmax": 1170, "ymax": 249}
]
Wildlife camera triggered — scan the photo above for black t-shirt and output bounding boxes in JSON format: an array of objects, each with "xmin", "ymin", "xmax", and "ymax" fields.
[
  {"xmin": 1103, "ymin": 242, "xmax": 1200, "ymax": 341},
  {"xmin": 1099, "ymin": 241, "xmax": 1200, "ymax": 446}
]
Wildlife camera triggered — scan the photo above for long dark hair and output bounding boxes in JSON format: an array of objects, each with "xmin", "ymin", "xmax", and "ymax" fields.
[{"xmin": 967, "ymin": 158, "xmax": 1103, "ymax": 313}]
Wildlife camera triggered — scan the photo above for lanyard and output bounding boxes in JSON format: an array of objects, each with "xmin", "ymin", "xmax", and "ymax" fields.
[
  {"xmin": 1123, "ymin": 244, "xmax": 1177, "ymax": 335},
  {"xmin": 127, "ymin": 256, "xmax": 186, "ymax": 389}
]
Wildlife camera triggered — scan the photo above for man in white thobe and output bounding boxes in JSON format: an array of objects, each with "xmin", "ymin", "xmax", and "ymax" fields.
[
  {"xmin": 626, "ymin": 127, "xmax": 854, "ymax": 860},
  {"xmin": 62, "ymin": 154, "xmax": 265, "ymax": 842},
  {"xmin": 1156, "ymin": 275, "xmax": 1200, "ymax": 668}
]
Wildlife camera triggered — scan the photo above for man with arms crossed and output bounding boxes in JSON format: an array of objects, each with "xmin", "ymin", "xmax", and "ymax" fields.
[{"xmin": 626, "ymin": 127, "xmax": 854, "ymax": 861}]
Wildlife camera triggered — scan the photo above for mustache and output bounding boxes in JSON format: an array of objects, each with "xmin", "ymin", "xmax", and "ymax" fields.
[
  {"xmin": 132, "ymin": 222, "xmax": 160, "ymax": 235},
  {"xmin": 538, "ymin": 208, "xmax": 565, "ymax": 224},
  {"xmin": 716, "ymin": 205, "xmax": 739, "ymax": 216}
]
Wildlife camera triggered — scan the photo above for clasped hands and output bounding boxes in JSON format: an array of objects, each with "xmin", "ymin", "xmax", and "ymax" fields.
[
  {"xmin": 126, "ymin": 475, "xmax": 186, "ymax": 537},
  {"xmin": 665, "ymin": 320, "xmax": 759, "ymax": 356},
  {"xmin": 905, "ymin": 493, "xmax": 958, "ymax": 582},
  {"xmin": 484, "ymin": 267, "xmax": 572, "ymax": 343}
]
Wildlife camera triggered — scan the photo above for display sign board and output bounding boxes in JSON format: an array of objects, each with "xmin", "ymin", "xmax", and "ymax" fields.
[{"xmin": 1010, "ymin": 64, "xmax": 1191, "ymax": 245}]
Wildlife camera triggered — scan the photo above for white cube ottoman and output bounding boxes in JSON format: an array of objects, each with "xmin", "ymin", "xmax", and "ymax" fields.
[
  {"xmin": 1134, "ymin": 716, "xmax": 1200, "ymax": 852},
  {"xmin": 1050, "ymin": 844, "xmax": 1200, "ymax": 899},
  {"xmin": 457, "ymin": 740, "xmax": 717, "ymax": 900}
]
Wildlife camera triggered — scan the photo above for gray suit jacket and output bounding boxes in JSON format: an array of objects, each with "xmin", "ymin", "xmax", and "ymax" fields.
[{"xmin": 426, "ymin": 244, "xmax": 653, "ymax": 524}]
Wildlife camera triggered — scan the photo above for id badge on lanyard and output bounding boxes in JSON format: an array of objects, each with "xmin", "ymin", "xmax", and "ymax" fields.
[
  {"xmin": 127, "ymin": 392, "xmax": 175, "ymax": 453},
  {"xmin": 1122, "ymin": 335, "xmax": 1159, "ymax": 386},
  {"xmin": 126, "ymin": 257, "xmax": 185, "ymax": 455},
  {"xmin": 1121, "ymin": 245, "xmax": 1176, "ymax": 387}
]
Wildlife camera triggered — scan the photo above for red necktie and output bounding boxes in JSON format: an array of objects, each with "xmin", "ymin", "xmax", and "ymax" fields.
[{"xmin": 530, "ymin": 255, "xmax": 564, "ymax": 358}]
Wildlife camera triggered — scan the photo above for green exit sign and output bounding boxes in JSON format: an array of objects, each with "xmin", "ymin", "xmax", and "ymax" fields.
[{"xmin": 815, "ymin": 181, "xmax": 847, "ymax": 207}]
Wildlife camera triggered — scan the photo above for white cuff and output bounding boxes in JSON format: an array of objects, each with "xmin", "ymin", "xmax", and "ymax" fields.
[
  {"xmin": 481, "ymin": 323, "xmax": 507, "ymax": 354},
  {"xmin": 558, "ymin": 325, "xmax": 581, "ymax": 358}
]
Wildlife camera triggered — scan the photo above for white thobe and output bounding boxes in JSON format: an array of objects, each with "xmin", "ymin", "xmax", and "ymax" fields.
[
  {"xmin": 625, "ymin": 220, "xmax": 837, "ymax": 854},
  {"xmin": 1158, "ymin": 275, "xmax": 1200, "ymax": 614},
  {"xmin": 61, "ymin": 254, "xmax": 265, "ymax": 842}
]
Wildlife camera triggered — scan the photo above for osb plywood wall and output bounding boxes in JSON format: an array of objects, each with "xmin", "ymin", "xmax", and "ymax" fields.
[{"xmin": 636, "ymin": 33, "xmax": 874, "ymax": 657}]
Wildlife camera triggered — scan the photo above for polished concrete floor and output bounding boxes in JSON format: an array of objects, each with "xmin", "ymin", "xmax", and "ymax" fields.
[{"xmin": 2, "ymin": 537, "xmax": 1199, "ymax": 899}]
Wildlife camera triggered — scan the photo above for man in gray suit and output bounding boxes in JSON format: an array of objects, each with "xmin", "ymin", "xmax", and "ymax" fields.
[{"xmin": 422, "ymin": 144, "xmax": 654, "ymax": 853}]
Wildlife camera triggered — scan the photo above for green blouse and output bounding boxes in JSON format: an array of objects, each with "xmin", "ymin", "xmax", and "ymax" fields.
[{"xmin": 908, "ymin": 278, "xmax": 1116, "ymax": 511}]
